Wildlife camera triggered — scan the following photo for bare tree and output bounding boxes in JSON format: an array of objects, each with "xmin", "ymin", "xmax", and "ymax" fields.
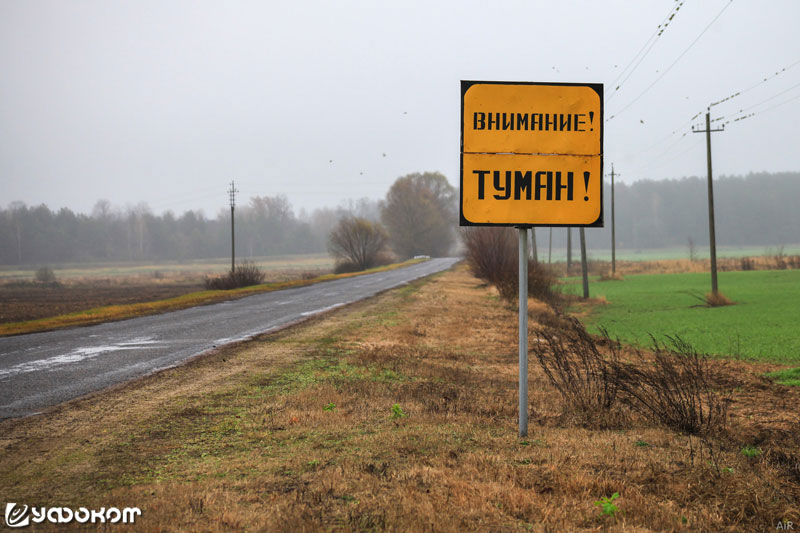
[
  {"xmin": 381, "ymin": 172, "xmax": 456, "ymax": 258},
  {"xmin": 328, "ymin": 216, "xmax": 389, "ymax": 271}
]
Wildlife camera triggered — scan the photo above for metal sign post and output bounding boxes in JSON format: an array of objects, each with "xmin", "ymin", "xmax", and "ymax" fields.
[
  {"xmin": 518, "ymin": 227, "xmax": 529, "ymax": 436},
  {"xmin": 459, "ymin": 80, "xmax": 604, "ymax": 438}
]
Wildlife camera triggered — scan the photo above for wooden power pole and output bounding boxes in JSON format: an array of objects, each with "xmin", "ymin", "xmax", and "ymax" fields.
[
  {"xmin": 566, "ymin": 228, "xmax": 572, "ymax": 272},
  {"xmin": 580, "ymin": 228, "xmax": 589, "ymax": 298},
  {"xmin": 693, "ymin": 110, "xmax": 724, "ymax": 295},
  {"xmin": 228, "ymin": 181, "xmax": 238, "ymax": 273},
  {"xmin": 610, "ymin": 164, "xmax": 618, "ymax": 275}
]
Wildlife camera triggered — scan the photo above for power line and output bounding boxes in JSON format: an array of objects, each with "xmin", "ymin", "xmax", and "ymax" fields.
[
  {"xmin": 722, "ymin": 87, "xmax": 800, "ymax": 126},
  {"xmin": 710, "ymin": 58, "xmax": 800, "ymax": 108},
  {"xmin": 733, "ymin": 79, "xmax": 800, "ymax": 114},
  {"xmin": 633, "ymin": 60, "xmax": 800, "ymax": 168},
  {"xmin": 609, "ymin": 0, "xmax": 734, "ymax": 122},
  {"xmin": 608, "ymin": 1, "xmax": 686, "ymax": 103}
]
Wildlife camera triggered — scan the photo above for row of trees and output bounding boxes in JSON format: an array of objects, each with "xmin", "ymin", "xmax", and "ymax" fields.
[
  {"xmin": 327, "ymin": 172, "xmax": 457, "ymax": 270},
  {"xmin": 2, "ymin": 171, "xmax": 795, "ymax": 266},
  {"xmin": 0, "ymin": 197, "xmax": 319, "ymax": 265},
  {"xmin": 577, "ymin": 171, "xmax": 800, "ymax": 251},
  {"xmin": 0, "ymin": 172, "xmax": 458, "ymax": 266}
]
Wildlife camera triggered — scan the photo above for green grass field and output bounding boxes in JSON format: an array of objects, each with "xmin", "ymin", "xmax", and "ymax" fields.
[
  {"xmin": 535, "ymin": 243, "xmax": 800, "ymax": 263},
  {"xmin": 566, "ymin": 269, "xmax": 800, "ymax": 364}
]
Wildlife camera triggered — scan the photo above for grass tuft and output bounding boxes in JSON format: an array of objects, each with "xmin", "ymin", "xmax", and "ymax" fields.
[{"xmin": 705, "ymin": 291, "xmax": 734, "ymax": 307}]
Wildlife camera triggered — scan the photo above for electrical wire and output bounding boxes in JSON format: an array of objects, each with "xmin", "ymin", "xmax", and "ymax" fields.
[
  {"xmin": 710, "ymin": 58, "xmax": 800, "ymax": 107},
  {"xmin": 723, "ymin": 88, "xmax": 800, "ymax": 126},
  {"xmin": 608, "ymin": 1, "xmax": 686, "ymax": 103},
  {"xmin": 608, "ymin": 0, "xmax": 734, "ymax": 122}
]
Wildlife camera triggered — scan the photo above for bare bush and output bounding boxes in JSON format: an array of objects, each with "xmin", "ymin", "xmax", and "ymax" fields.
[
  {"xmin": 460, "ymin": 227, "xmax": 516, "ymax": 283},
  {"xmin": 381, "ymin": 172, "xmax": 456, "ymax": 259},
  {"xmin": 705, "ymin": 291, "xmax": 734, "ymax": 307},
  {"xmin": 462, "ymin": 227, "xmax": 561, "ymax": 306},
  {"xmin": 495, "ymin": 259, "xmax": 562, "ymax": 305},
  {"xmin": 328, "ymin": 217, "xmax": 389, "ymax": 272},
  {"xmin": 204, "ymin": 261, "xmax": 266, "ymax": 290},
  {"xmin": 532, "ymin": 318, "xmax": 619, "ymax": 422},
  {"xmin": 612, "ymin": 336, "xmax": 729, "ymax": 436},
  {"xmin": 533, "ymin": 319, "xmax": 729, "ymax": 436},
  {"xmin": 34, "ymin": 265, "xmax": 57, "ymax": 283}
]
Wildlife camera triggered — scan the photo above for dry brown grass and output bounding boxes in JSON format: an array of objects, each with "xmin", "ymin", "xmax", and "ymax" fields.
[
  {"xmin": 705, "ymin": 291, "xmax": 735, "ymax": 307},
  {"xmin": 610, "ymin": 254, "xmax": 800, "ymax": 276},
  {"xmin": 599, "ymin": 270, "xmax": 625, "ymax": 281},
  {"xmin": 1, "ymin": 265, "xmax": 799, "ymax": 531}
]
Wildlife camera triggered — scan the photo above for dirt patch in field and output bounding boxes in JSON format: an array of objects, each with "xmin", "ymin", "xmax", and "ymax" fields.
[
  {"xmin": 1, "ymin": 265, "xmax": 799, "ymax": 531},
  {"xmin": 0, "ymin": 282, "xmax": 203, "ymax": 323}
]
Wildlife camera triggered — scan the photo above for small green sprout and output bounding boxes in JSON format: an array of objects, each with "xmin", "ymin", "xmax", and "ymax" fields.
[
  {"xmin": 390, "ymin": 404, "xmax": 406, "ymax": 419},
  {"xmin": 741, "ymin": 445, "xmax": 762, "ymax": 458},
  {"xmin": 594, "ymin": 492, "xmax": 620, "ymax": 517},
  {"xmin": 323, "ymin": 402, "xmax": 336, "ymax": 412}
]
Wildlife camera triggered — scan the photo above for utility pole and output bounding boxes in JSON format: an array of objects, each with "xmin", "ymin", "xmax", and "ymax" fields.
[
  {"xmin": 228, "ymin": 181, "xmax": 238, "ymax": 273},
  {"xmin": 566, "ymin": 228, "xmax": 572, "ymax": 272},
  {"xmin": 609, "ymin": 165, "xmax": 619, "ymax": 275},
  {"xmin": 580, "ymin": 228, "xmax": 589, "ymax": 298},
  {"xmin": 692, "ymin": 110, "xmax": 724, "ymax": 295},
  {"xmin": 548, "ymin": 227, "xmax": 552, "ymax": 264},
  {"xmin": 530, "ymin": 228, "xmax": 538, "ymax": 262}
]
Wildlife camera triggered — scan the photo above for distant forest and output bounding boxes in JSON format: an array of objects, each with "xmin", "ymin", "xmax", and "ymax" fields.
[
  {"xmin": 0, "ymin": 171, "xmax": 797, "ymax": 265},
  {"xmin": 577, "ymin": 171, "xmax": 800, "ymax": 252}
]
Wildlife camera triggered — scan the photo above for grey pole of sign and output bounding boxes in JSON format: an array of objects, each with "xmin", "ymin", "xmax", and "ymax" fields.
[{"xmin": 518, "ymin": 227, "xmax": 529, "ymax": 437}]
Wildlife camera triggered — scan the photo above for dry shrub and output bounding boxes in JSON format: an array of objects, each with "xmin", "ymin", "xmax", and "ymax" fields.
[
  {"xmin": 334, "ymin": 251, "xmax": 393, "ymax": 274},
  {"xmin": 533, "ymin": 319, "xmax": 729, "ymax": 436},
  {"xmin": 460, "ymin": 227, "xmax": 516, "ymax": 283},
  {"xmin": 532, "ymin": 317, "xmax": 620, "ymax": 426},
  {"xmin": 705, "ymin": 291, "xmax": 734, "ymax": 307},
  {"xmin": 34, "ymin": 265, "xmax": 58, "ymax": 284},
  {"xmin": 333, "ymin": 261, "xmax": 361, "ymax": 274},
  {"xmin": 204, "ymin": 261, "xmax": 266, "ymax": 290},
  {"xmin": 613, "ymin": 336, "xmax": 729, "ymax": 436},
  {"xmin": 461, "ymin": 226, "xmax": 561, "ymax": 306},
  {"xmin": 528, "ymin": 260, "xmax": 561, "ymax": 305},
  {"xmin": 598, "ymin": 270, "xmax": 624, "ymax": 281},
  {"xmin": 300, "ymin": 270, "xmax": 318, "ymax": 280}
]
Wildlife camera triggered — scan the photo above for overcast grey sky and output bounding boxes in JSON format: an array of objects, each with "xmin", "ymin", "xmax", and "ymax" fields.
[{"xmin": 1, "ymin": 1, "xmax": 798, "ymax": 218}]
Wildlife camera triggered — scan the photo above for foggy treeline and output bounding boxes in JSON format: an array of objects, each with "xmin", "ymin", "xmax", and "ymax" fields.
[
  {"xmin": 1, "ymin": 171, "xmax": 797, "ymax": 266},
  {"xmin": 550, "ymin": 171, "xmax": 800, "ymax": 251},
  {"xmin": 0, "ymin": 196, "xmax": 380, "ymax": 266}
]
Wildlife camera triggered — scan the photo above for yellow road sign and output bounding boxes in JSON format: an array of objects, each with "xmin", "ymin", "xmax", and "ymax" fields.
[{"xmin": 460, "ymin": 81, "xmax": 603, "ymax": 227}]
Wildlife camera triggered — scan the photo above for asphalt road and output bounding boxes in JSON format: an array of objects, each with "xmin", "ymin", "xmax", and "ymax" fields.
[{"xmin": 0, "ymin": 258, "xmax": 459, "ymax": 419}]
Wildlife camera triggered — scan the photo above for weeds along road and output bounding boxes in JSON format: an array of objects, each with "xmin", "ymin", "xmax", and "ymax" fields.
[{"xmin": 0, "ymin": 258, "xmax": 459, "ymax": 419}]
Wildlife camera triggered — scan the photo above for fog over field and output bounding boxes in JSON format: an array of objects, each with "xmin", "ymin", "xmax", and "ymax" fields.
[
  {"xmin": 0, "ymin": 171, "xmax": 798, "ymax": 266},
  {"xmin": 1, "ymin": 1, "xmax": 799, "ymax": 218}
]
